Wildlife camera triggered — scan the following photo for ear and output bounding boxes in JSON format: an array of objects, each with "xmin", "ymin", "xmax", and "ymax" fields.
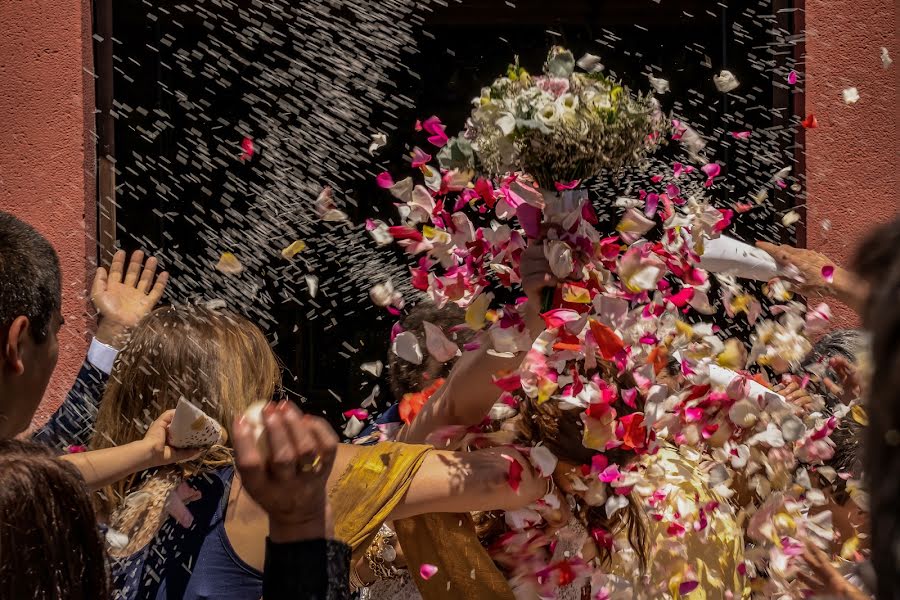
[{"xmin": 3, "ymin": 316, "xmax": 30, "ymax": 376}]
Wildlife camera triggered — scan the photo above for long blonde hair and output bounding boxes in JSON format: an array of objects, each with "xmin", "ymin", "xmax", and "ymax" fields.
[{"xmin": 90, "ymin": 304, "xmax": 281, "ymax": 514}]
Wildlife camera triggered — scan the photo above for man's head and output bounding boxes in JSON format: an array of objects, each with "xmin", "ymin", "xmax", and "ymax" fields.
[{"xmin": 0, "ymin": 212, "xmax": 62, "ymax": 438}]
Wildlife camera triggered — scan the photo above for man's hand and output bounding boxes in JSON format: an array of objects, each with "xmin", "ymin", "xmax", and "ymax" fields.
[
  {"xmin": 93, "ymin": 250, "xmax": 169, "ymax": 348},
  {"xmin": 755, "ymin": 242, "xmax": 867, "ymax": 311},
  {"xmin": 233, "ymin": 402, "xmax": 339, "ymax": 542}
]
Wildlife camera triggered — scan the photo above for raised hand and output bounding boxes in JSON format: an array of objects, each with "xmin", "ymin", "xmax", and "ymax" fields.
[
  {"xmin": 92, "ymin": 250, "xmax": 169, "ymax": 347},
  {"xmin": 755, "ymin": 241, "xmax": 867, "ymax": 312},
  {"xmin": 796, "ymin": 541, "xmax": 870, "ymax": 600},
  {"xmin": 233, "ymin": 401, "xmax": 339, "ymax": 542}
]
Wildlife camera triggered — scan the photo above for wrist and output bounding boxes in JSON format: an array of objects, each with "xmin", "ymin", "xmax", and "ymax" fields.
[
  {"xmin": 134, "ymin": 438, "xmax": 163, "ymax": 470},
  {"xmin": 95, "ymin": 319, "xmax": 130, "ymax": 349},
  {"xmin": 269, "ymin": 504, "xmax": 334, "ymax": 543}
]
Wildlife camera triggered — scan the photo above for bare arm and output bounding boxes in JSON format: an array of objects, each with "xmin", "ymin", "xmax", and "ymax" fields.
[
  {"xmin": 61, "ymin": 410, "xmax": 198, "ymax": 491},
  {"xmin": 398, "ymin": 244, "xmax": 554, "ymax": 444},
  {"xmin": 756, "ymin": 242, "xmax": 868, "ymax": 313},
  {"xmin": 388, "ymin": 446, "xmax": 545, "ymax": 521}
]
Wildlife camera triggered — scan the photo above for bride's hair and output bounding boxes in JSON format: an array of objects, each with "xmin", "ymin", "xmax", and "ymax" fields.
[{"xmin": 476, "ymin": 360, "xmax": 650, "ymax": 570}]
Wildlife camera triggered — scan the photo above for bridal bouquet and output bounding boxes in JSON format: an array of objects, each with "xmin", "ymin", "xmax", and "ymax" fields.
[{"xmin": 440, "ymin": 47, "xmax": 664, "ymax": 187}]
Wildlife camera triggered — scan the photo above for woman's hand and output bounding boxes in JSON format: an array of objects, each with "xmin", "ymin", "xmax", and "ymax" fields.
[
  {"xmin": 93, "ymin": 250, "xmax": 169, "ymax": 348},
  {"xmin": 774, "ymin": 376, "xmax": 815, "ymax": 410},
  {"xmin": 233, "ymin": 401, "xmax": 339, "ymax": 542},
  {"xmin": 139, "ymin": 410, "xmax": 204, "ymax": 468},
  {"xmin": 796, "ymin": 541, "xmax": 870, "ymax": 600},
  {"xmin": 521, "ymin": 242, "xmax": 558, "ymax": 304}
]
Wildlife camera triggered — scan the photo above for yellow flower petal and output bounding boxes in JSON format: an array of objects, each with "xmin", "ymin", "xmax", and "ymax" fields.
[
  {"xmin": 562, "ymin": 284, "xmax": 591, "ymax": 304},
  {"xmin": 851, "ymin": 405, "xmax": 869, "ymax": 426},
  {"xmin": 215, "ymin": 252, "xmax": 243, "ymax": 275},
  {"xmin": 281, "ymin": 240, "xmax": 307, "ymax": 259}
]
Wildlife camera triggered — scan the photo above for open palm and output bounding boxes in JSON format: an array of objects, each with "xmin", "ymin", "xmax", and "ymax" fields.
[{"xmin": 92, "ymin": 250, "xmax": 169, "ymax": 328}]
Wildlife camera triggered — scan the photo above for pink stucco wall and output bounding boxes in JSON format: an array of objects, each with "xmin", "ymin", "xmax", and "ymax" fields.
[
  {"xmin": 0, "ymin": 0, "xmax": 96, "ymax": 426},
  {"xmin": 803, "ymin": 0, "xmax": 898, "ymax": 328}
]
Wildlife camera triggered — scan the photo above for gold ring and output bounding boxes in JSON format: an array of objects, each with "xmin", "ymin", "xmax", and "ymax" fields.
[{"xmin": 299, "ymin": 455, "xmax": 322, "ymax": 473}]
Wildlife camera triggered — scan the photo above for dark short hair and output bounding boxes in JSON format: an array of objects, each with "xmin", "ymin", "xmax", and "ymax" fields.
[
  {"xmin": 388, "ymin": 302, "xmax": 474, "ymax": 399},
  {"xmin": 0, "ymin": 212, "xmax": 62, "ymax": 342},
  {"xmin": 0, "ymin": 439, "xmax": 111, "ymax": 599}
]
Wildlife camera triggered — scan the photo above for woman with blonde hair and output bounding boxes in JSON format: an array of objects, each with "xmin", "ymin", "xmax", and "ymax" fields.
[{"xmin": 91, "ymin": 304, "xmax": 550, "ymax": 600}]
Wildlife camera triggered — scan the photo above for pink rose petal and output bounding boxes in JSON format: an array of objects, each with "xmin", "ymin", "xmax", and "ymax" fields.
[
  {"xmin": 411, "ymin": 147, "xmax": 432, "ymax": 168},
  {"xmin": 376, "ymin": 172, "xmax": 394, "ymax": 189},
  {"xmin": 422, "ymin": 116, "xmax": 449, "ymax": 148},
  {"xmin": 419, "ymin": 563, "xmax": 438, "ymax": 580},
  {"xmin": 678, "ymin": 581, "xmax": 699, "ymax": 595},
  {"xmin": 822, "ymin": 265, "xmax": 835, "ymax": 283},
  {"xmin": 788, "ymin": 70, "xmax": 798, "ymax": 85}
]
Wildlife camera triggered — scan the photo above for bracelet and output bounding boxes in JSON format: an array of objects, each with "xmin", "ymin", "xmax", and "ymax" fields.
[
  {"xmin": 545, "ymin": 476, "xmax": 556, "ymax": 497},
  {"xmin": 349, "ymin": 565, "xmax": 365, "ymax": 591},
  {"xmin": 364, "ymin": 528, "xmax": 401, "ymax": 581}
]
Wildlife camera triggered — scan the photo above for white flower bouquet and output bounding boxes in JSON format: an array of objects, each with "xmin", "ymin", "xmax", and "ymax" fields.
[{"xmin": 439, "ymin": 47, "xmax": 664, "ymax": 188}]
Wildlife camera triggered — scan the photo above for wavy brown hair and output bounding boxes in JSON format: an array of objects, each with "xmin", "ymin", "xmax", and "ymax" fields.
[
  {"xmin": 477, "ymin": 360, "xmax": 650, "ymax": 570},
  {"xmin": 0, "ymin": 439, "xmax": 111, "ymax": 599},
  {"xmin": 90, "ymin": 305, "xmax": 281, "ymax": 515}
]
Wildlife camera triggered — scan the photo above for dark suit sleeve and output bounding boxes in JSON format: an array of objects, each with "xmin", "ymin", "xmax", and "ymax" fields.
[
  {"xmin": 263, "ymin": 538, "xmax": 352, "ymax": 600},
  {"xmin": 32, "ymin": 361, "xmax": 109, "ymax": 450}
]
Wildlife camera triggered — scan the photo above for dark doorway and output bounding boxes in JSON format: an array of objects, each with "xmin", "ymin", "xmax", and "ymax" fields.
[{"xmin": 94, "ymin": 0, "xmax": 802, "ymax": 424}]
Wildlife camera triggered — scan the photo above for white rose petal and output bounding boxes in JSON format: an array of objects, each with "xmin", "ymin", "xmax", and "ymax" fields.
[
  {"xmin": 605, "ymin": 494, "xmax": 629, "ymax": 518},
  {"xmin": 529, "ymin": 445, "xmax": 559, "ymax": 478},
  {"xmin": 392, "ymin": 331, "xmax": 423, "ymax": 365},
  {"xmin": 544, "ymin": 240, "xmax": 575, "ymax": 279},
  {"xmin": 648, "ymin": 74, "xmax": 670, "ymax": 94},
  {"xmin": 713, "ymin": 70, "xmax": 740, "ymax": 93},
  {"xmin": 881, "ymin": 47, "xmax": 893, "ymax": 69},
  {"xmin": 361, "ymin": 361, "xmax": 383, "ymax": 377},
  {"xmin": 368, "ymin": 133, "xmax": 388, "ymax": 155},
  {"xmin": 369, "ymin": 280, "xmax": 396, "ymax": 307},
  {"xmin": 423, "ymin": 321, "xmax": 460, "ymax": 363},
  {"xmin": 343, "ymin": 416, "xmax": 364, "ymax": 438},
  {"xmin": 576, "ymin": 53, "xmax": 604, "ymax": 72},
  {"xmin": 842, "ymin": 87, "xmax": 860, "ymax": 104}
]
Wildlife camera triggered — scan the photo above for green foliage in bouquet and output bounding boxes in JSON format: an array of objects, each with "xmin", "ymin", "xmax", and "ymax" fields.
[{"xmin": 439, "ymin": 47, "xmax": 664, "ymax": 188}]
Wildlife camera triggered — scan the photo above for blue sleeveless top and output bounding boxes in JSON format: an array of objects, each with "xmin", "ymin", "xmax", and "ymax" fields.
[{"xmin": 111, "ymin": 466, "xmax": 263, "ymax": 600}]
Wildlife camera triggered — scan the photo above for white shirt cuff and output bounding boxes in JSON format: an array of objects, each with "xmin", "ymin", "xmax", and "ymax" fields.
[{"xmin": 87, "ymin": 338, "xmax": 119, "ymax": 375}]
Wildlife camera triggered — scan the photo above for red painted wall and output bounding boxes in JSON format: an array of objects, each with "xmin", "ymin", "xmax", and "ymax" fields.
[
  {"xmin": 0, "ymin": 0, "xmax": 96, "ymax": 426},
  {"xmin": 804, "ymin": 0, "xmax": 898, "ymax": 328}
]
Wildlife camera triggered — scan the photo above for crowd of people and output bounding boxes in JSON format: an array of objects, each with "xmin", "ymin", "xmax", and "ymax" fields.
[{"xmin": 0, "ymin": 203, "xmax": 898, "ymax": 600}]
